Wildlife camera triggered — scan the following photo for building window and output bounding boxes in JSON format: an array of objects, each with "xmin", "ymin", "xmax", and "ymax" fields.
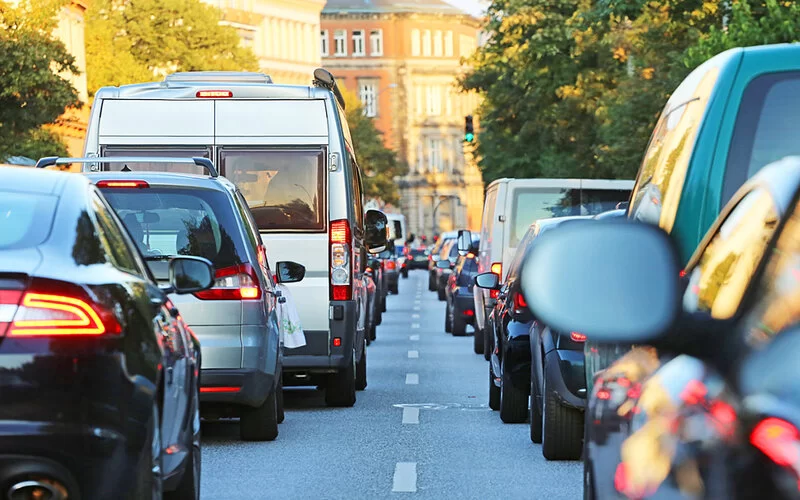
[
  {"xmin": 428, "ymin": 138, "xmax": 442, "ymax": 172},
  {"xmin": 359, "ymin": 80, "xmax": 378, "ymax": 117},
  {"xmin": 415, "ymin": 85, "xmax": 423, "ymax": 116},
  {"xmin": 434, "ymin": 30, "xmax": 443, "ymax": 56},
  {"xmin": 370, "ymin": 29, "xmax": 383, "ymax": 56},
  {"xmin": 411, "ymin": 29, "xmax": 420, "ymax": 56},
  {"xmin": 334, "ymin": 29, "xmax": 347, "ymax": 56},
  {"xmin": 352, "ymin": 29, "xmax": 365, "ymax": 56},
  {"xmin": 426, "ymin": 86, "xmax": 442, "ymax": 116},
  {"xmin": 320, "ymin": 29, "xmax": 329, "ymax": 57},
  {"xmin": 422, "ymin": 30, "xmax": 432, "ymax": 56},
  {"xmin": 445, "ymin": 31, "xmax": 454, "ymax": 57}
]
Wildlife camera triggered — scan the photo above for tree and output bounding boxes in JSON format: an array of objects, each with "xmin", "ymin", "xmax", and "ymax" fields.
[
  {"xmin": 0, "ymin": 0, "xmax": 79, "ymax": 160},
  {"xmin": 342, "ymin": 89, "xmax": 407, "ymax": 205},
  {"xmin": 86, "ymin": 0, "xmax": 259, "ymax": 97}
]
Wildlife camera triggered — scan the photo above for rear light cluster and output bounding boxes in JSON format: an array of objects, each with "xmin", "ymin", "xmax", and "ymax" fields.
[
  {"xmin": 570, "ymin": 332, "xmax": 587, "ymax": 342},
  {"xmin": 1, "ymin": 280, "xmax": 122, "ymax": 337},
  {"xmin": 195, "ymin": 264, "xmax": 261, "ymax": 300},
  {"xmin": 751, "ymin": 418, "xmax": 800, "ymax": 468},
  {"xmin": 385, "ymin": 260, "xmax": 397, "ymax": 271},
  {"xmin": 513, "ymin": 292, "xmax": 528, "ymax": 314},
  {"xmin": 330, "ymin": 219, "xmax": 352, "ymax": 300},
  {"xmin": 490, "ymin": 262, "xmax": 502, "ymax": 299}
]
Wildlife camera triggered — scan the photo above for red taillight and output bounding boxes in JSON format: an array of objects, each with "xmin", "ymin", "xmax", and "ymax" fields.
[
  {"xmin": 196, "ymin": 90, "xmax": 233, "ymax": 98},
  {"xmin": 627, "ymin": 383, "xmax": 642, "ymax": 399},
  {"xmin": 365, "ymin": 267, "xmax": 373, "ymax": 273},
  {"xmin": 0, "ymin": 290, "xmax": 23, "ymax": 335},
  {"xmin": 330, "ymin": 219, "xmax": 352, "ymax": 301},
  {"xmin": 751, "ymin": 418, "xmax": 800, "ymax": 467},
  {"xmin": 333, "ymin": 337, "xmax": 342, "ymax": 347},
  {"xmin": 679, "ymin": 379, "xmax": 707, "ymax": 405},
  {"xmin": 570, "ymin": 332, "xmax": 587, "ymax": 342},
  {"xmin": 200, "ymin": 386, "xmax": 240, "ymax": 393},
  {"xmin": 679, "ymin": 269, "xmax": 687, "ymax": 278},
  {"xmin": 385, "ymin": 260, "xmax": 397, "ymax": 270},
  {"xmin": 514, "ymin": 293, "xmax": 527, "ymax": 309},
  {"xmin": 194, "ymin": 264, "xmax": 261, "ymax": 300},
  {"xmin": 464, "ymin": 309, "xmax": 475, "ymax": 317},
  {"xmin": 597, "ymin": 388, "xmax": 611, "ymax": 400},
  {"xmin": 8, "ymin": 281, "xmax": 121, "ymax": 337},
  {"xmin": 96, "ymin": 180, "xmax": 149, "ymax": 189},
  {"xmin": 490, "ymin": 289, "xmax": 499, "ymax": 299}
]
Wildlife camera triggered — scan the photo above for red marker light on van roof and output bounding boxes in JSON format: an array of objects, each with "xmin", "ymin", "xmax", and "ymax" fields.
[
  {"xmin": 96, "ymin": 180, "xmax": 149, "ymax": 189},
  {"xmin": 196, "ymin": 90, "xmax": 233, "ymax": 98}
]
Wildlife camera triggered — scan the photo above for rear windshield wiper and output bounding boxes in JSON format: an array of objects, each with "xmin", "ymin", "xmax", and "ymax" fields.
[{"xmin": 144, "ymin": 254, "xmax": 179, "ymax": 261}]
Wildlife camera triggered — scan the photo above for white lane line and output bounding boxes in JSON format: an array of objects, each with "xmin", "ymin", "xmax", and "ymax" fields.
[
  {"xmin": 402, "ymin": 407, "xmax": 420, "ymax": 424},
  {"xmin": 413, "ymin": 306, "xmax": 420, "ymax": 311},
  {"xmin": 392, "ymin": 462, "xmax": 418, "ymax": 492},
  {"xmin": 412, "ymin": 313, "xmax": 420, "ymax": 319},
  {"xmin": 409, "ymin": 334, "xmax": 420, "ymax": 341},
  {"xmin": 405, "ymin": 373, "xmax": 419, "ymax": 385},
  {"xmin": 411, "ymin": 323, "xmax": 420, "ymax": 329},
  {"xmin": 408, "ymin": 350, "xmax": 419, "ymax": 359}
]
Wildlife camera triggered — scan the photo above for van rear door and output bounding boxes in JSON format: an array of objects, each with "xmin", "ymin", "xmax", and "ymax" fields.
[{"xmin": 98, "ymin": 100, "xmax": 214, "ymax": 145}]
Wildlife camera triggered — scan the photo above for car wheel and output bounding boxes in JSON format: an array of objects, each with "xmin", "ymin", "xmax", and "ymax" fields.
[
  {"xmin": 166, "ymin": 384, "xmax": 200, "ymax": 500},
  {"xmin": 500, "ymin": 359, "xmax": 528, "ymax": 423},
  {"xmin": 129, "ymin": 401, "xmax": 163, "ymax": 500},
  {"xmin": 428, "ymin": 272, "xmax": 436, "ymax": 291},
  {"xmin": 473, "ymin": 325, "xmax": 484, "ymax": 355},
  {"xmin": 402, "ymin": 269, "xmax": 409, "ymax": 278},
  {"xmin": 452, "ymin": 310, "xmax": 467, "ymax": 337},
  {"xmin": 391, "ymin": 283, "xmax": 399, "ymax": 294},
  {"xmin": 529, "ymin": 378, "xmax": 542, "ymax": 443},
  {"xmin": 277, "ymin": 374, "xmax": 285, "ymax": 424},
  {"xmin": 376, "ymin": 305, "xmax": 383, "ymax": 326},
  {"xmin": 240, "ymin": 386, "xmax": 279, "ymax": 441},
  {"xmin": 326, "ymin": 348, "xmax": 357, "ymax": 407},
  {"xmin": 369, "ymin": 319, "xmax": 377, "ymax": 341},
  {"xmin": 437, "ymin": 286, "xmax": 446, "ymax": 301},
  {"xmin": 356, "ymin": 341, "xmax": 367, "ymax": 391},
  {"xmin": 484, "ymin": 323, "xmax": 493, "ymax": 362},
  {"xmin": 444, "ymin": 303, "xmax": 452, "ymax": 333},
  {"xmin": 381, "ymin": 293, "xmax": 387, "ymax": 312},
  {"xmin": 583, "ymin": 453, "xmax": 595, "ymax": 500},
  {"xmin": 489, "ymin": 363, "xmax": 500, "ymax": 411},
  {"xmin": 541, "ymin": 357, "xmax": 584, "ymax": 460}
]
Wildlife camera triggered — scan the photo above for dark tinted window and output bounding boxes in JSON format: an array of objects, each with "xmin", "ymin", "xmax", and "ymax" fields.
[
  {"xmin": 220, "ymin": 149, "xmax": 325, "ymax": 231},
  {"xmin": 0, "ymin": 192, "xmax": 56, "ymax": 249},
  {"xmin": 101, "ymin": 186, "xmax": 247, "ymax": 271},
  {"xmin": 91, "ymin": 192, "xmax": 143, "ymax": 275},
  {"xmin": 683, "ymin": 189, "xmax": 779, "ymax": 319},
  {"xmin": 724, "ymin": 72, "xmax": 800, "ymax": 201},
  {"xmin": 101, "ymin": 147, "xmax": 210, "ymax": 175}
]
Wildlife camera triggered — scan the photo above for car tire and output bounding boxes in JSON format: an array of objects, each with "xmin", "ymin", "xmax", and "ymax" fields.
[
  {"xmin": 356, "ymin": 342, "xmax": 367, "ymax": 391},
  {"xmin": 167, "ymin": 384, "xmax": 200, "ymax": 500},
  {"xmin": 452, "ymin": 311, "xmax": 467, "ymax": 337},
  {"xmin": 391, "ymin": 282, "xmax": 399, "ymax": 294},
  {"xmin": 484, "ymin": 323, "xmax": 493, "ymax": 362},
  {"xmin": 240, "ymin": 385, "xmax": 279, "ymax": 441},
  {"xmin": 277, "ymin": 374, "xmax": 285, "ymax": 424},
  {"xmin": 489, "ymin": 364, "xmax": 500, "ymax": 411},
  {"xmin": 428, "ymin": 273, "xmax": 436, "ymax": 291},
  {"xmin": 381, "ymin": 293, "xmax": 387, "ymax": 312},
  {"xmin": 129, "ymin": 401, "xmax": 163, "ymax": 500},
  {"xmin": 437, "ymin": 286, "xmax": 446, "ymax": 301},
  {"xmin": 500, "ymin": 359, "xmax": 528, "ymax": 423},
  {"xmin": 369, "ymin": 320, "xmax": 377, "ymax": 342},
  {"xmin": 326, "ymin": 348, "xmax": 357, "ymax": 407},
  {"xmin": 402, "ymin": 269, "xmax": 409, "ymax": 278},
  {"xmin": 541, "ymin": 357, "xmax": 584, "ymax": 460},
  {"xmin": 583, "ymin": 454, "xmax": 595, "ymax": 500},
  {"xmin": 375, "ymin": 306, "xmax": 383, "ymax": 326},
  {"xmin": 529, "ymin": 378, "xmax": 542, "ymax": 443},
  {"xmin": 473, "ymin": 325, "xmax": 484, "ymax": 355},
  {"xmin": 444, "ymin": 303, "xmax": 452, "ymax": 333}
]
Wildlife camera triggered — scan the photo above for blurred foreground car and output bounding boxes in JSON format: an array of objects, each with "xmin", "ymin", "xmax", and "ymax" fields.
[
  {"xmin": 0, "ymin": 166, "xmax": 213, "ymax": 499},
  {"xmin": 522, "ymin": 157, "xmax": 800, "ymax": 500}
]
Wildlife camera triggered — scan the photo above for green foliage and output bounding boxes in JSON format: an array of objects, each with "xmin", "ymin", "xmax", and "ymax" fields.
[
  {"xmin": 461, "ymin": 0, "xmax": 797, "ymax": 184},
  {"xmin": 0, "ymin": 0, "xmax": 78, "ymax": 160},
  {"xmin": 342, "ymin": 89, "xmax": 407, "ymax": 205},
  {"xmin": 86, "ymin": 0, "xmax": 259, "ymax": 97}
]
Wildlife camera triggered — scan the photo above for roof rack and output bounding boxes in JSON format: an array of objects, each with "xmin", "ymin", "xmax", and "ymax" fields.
[
  {"xmin": 164, "ymin": 72, "xmax": 273, "ymax": 85},
  {"xmin": 313, "ymin": 68, "xmax": 346, "ymax": 110},
  {"xmin": 35, "ymin": 156, "xmax": 219, "ymax": 178}
]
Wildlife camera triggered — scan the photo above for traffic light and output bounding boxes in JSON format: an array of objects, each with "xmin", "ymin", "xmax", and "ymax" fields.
[{"xmin": 464, "ymin": 115, "xmax": 474, "ymax": 143}]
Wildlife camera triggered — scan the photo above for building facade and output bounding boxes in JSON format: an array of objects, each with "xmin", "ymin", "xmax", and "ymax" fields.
[
  {"xmin": 321, "ymin": 0, "xmax": 484, "ymax": 237},
  {"xmin": 203, "ymin": 0, "xmax": 326, "ymax": 85}
]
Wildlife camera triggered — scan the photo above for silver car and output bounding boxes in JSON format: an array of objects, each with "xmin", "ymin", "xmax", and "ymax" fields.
[{"xmin": 88, "ymin": 167, "xmax": 305, "ymax": 442}]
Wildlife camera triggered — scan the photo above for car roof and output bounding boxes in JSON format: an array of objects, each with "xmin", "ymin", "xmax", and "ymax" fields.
[
  {"xmin": 532, "ymin": 215, "xmax": 593, "ymax": 231},
  {"xmin": 85, "ymin": 171, "xmax": 236, "ymax": 193},
  {"xmin": 0, "ymin": 166, "xmax": 82, "ymax": 196}
]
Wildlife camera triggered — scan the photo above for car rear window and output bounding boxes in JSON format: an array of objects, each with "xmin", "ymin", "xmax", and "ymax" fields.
[
  {"xmin": 0, "ymin": 192, "xmax": 57, "ymax": 249},
  {"xmin": 220, "ymin": 149, "xmax": 325, "ymax": 232},
  {"xmin": 99, "ymin": 186, "xmax": 247, "ymax": 271}
]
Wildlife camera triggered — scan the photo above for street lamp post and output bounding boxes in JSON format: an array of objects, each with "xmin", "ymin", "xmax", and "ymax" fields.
[{"xmin": 431, "ymin": 195, "xmax": 460, "ymax": 239}]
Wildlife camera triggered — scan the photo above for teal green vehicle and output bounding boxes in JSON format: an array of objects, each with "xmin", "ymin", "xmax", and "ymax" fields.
[{"xmin": 586, "ymin": 43, "xmax": 800, "ymax": 390}]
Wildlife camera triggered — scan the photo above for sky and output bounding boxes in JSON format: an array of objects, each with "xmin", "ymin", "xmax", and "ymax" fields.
[{"xmin": 443, "ymin": 0, "xmax": 487, "ymax": 17}]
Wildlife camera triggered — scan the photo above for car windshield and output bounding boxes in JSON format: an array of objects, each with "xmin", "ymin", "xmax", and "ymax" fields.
[
  {"xmin": 0, "ymin": 192, "xmax": 57, "ymax": 249},
  {"xmin": 100, "ymin": 186, "xmax": 248, "ymax": 271}
]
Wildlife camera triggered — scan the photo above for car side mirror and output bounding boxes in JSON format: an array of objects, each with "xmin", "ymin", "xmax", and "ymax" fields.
[
  {"xmin": 436, "ymin": 259, "xmax": 451, "ymax": 269},
  {"xmin": 276, "ymin": 261, "xmax": 306, "ymax": 284},
  {"xmin": 457, "ymin": 229, "xmax": 472, "ymax": 256},
  {"xmin": 520, "ymin": 220, "xmax": 681, "ymax": 344},
  {"xmin": 365, "ymin": 209, "xmax": 388, "ymax": 254},
  {"xmin": 169, "ymin": 256, "xmax": 215, "ymax": 294},
  {"xmin": 474, "ymin": 272, "xmax": 500, "ymax": 290}
]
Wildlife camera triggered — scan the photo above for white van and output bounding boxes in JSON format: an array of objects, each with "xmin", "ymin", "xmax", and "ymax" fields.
[
  {"xmin": 83, "ymin": 70, "xmax": 385, "ymax": 407},
  {"xmin": 472, "ymin": 178, "xmax": 634, "ymax": 356}
]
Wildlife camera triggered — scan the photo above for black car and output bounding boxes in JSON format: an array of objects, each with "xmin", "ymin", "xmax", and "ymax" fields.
[
  {"xmin": 0, "ymin": 166, "xmax": 213, "ymax": 499},
  {"xmin": 405, "ymin": 246, "xmax": 428, "ymax": 270},
  {"xmin": 523, "ymin": 157, "xmax": 800, "ymax": 499},
  {"xmin": 428, "ymin": 232, "xmax": 457, "ymax": 291},
  {"xmin": 444, "ymin": 235, "xmax": 480, "ymax": 337},
  {"xmin": 436, "ymin": 240, "xmax": 460, "ymax": 301}
]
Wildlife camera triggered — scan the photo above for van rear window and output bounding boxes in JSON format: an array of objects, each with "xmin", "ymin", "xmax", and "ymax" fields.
[
  {"xmin": 100, "ymin": 147, "xmax": 211, "ymax": 175},
  {"xmin": 220, "ymin": 149, "xmax": 325, "ymax": 232}
]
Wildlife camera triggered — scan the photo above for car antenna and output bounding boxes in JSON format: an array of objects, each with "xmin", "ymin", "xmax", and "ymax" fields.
[{"xmin": 121, "ymin": 165, "xmax": 131, "ymax": 172}]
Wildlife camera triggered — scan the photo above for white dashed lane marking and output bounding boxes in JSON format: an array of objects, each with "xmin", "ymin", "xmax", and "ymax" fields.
[
  {"xmin": 408, "ymin": 350, "xmax": 419, "ymax": 359},
  {"xmin": 392, "ymin": 462, "xmax": 418, "ymax": 492},
  {"xmin": 402, "ymin": 407, "xmax": 420, "ymax": 424},
  {"xmin": 409, "ymin": 334, "xmax": 420, "ymax": 341},
  {"xmin": 405, "ymin": 373, "xmax": 419, "ymax": 385}
]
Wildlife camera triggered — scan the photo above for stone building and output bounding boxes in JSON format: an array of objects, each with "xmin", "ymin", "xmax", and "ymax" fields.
[
  {"xmin": 202, "ymin": 0, "xmax": 326, "ymax": 85},
  {"xmin": 321, "ymin": 0, "xmax": 484, "ymax": 236}
]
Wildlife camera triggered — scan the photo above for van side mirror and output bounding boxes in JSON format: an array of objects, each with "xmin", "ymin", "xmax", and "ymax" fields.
[
  {"xmin": 276, "ymin": 261, "xmax": 306, "ymax": 283},
  {"xmin": 474, "ymin": 272, "xmax": 500, "ymax": 290},
  {"xmin": 365, "ymin": 209, "xmax": 388, "ymax": 254},
  {"xmin": 457, "ymin": 230, "xmax": 472, "ymax": 256},
  {"xmin": 169, "ymin": 256, "xmax": 215, "ymax": 294},
  {"xmin": 436, "ymin": 259, "xmax": 451, "ymax": 269}
]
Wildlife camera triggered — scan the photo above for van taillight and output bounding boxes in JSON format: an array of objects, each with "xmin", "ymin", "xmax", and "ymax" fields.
[
  {"xmin": 6, "ymin": 280, "xmax": 121, "ymax": 337},
  {"xmin": 96, "ymin": 180, "xmax": 149, "ymax": 189},
  {"xmin": 330, "ymin": 219, "xmax": 352, "ymax": 300},
  {"xmin": 195, "ymin": 264, "xmax": 261, "ymax": 300},
  {"xmin": 196, "ymin": 90, "xmax": 233, "ymax": 98},
  {"xmin": 490, "ymin": 263, "xmax": 502, "ymax": 299}
]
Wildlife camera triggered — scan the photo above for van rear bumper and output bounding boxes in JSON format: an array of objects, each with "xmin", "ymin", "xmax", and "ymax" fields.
[{"xmin": 283, "ymin": 300, "xmax": 357, "ymax": 375}]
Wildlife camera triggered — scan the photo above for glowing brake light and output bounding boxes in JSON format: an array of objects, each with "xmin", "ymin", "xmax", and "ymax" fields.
[
  {"xmin": 570, "ymin": 332, "xmax": 587, "ymax": 342},
  {"xmin": 200, "ymin": 386, "xmax": 240, "ymax": 393},
  {"xmin": 679, "ymin": 269, "xmax": 687, "ymax": 278},
  {"xmin": 196, "ymin": 90, "xmax": 233, "ymax": 98},
  {"xmin": 194, "ymin": 264, "xmax": 261, "ymax": 300},
  {"xmin": 751, "ymin": 418, "xmax": 800, "ymax": 467},
  {"xmin": 96, "ymin": 180, "xmax": 149, "ymax": 189},
  {"xmin": 330, "ymin": 219, "xmax": 352, "ymax": 300},
  {"xmin": 597, "ymin": 388, "xmax": 611, "ymax": 400},
  {"xmin": 466, "ymin": 252, "xmax": 475, "ymax": 259},
  {"xmin": 385, "ymin": 260, "xmax": 397, "ymax": 270}
]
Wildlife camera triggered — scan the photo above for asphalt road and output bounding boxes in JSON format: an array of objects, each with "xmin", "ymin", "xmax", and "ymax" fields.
[{"xmin": 200, "ymin": 270, "xmax": 582, "ymax": 499}]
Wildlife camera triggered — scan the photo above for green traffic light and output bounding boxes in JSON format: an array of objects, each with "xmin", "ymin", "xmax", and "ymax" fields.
[{"xmin": 465, "ymin": 132, "xmax": 474, "ymax": 142}]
